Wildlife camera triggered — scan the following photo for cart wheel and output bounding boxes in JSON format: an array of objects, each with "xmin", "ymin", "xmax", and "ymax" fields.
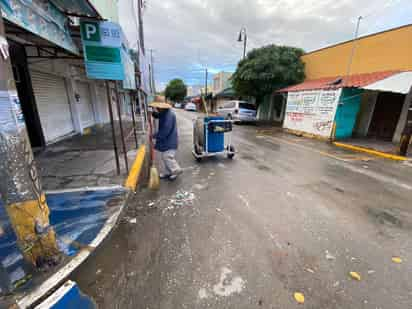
[
  {"xmin": 194, "ymin": 145, "xmax": 202, "ymax": 162},
  {"xmin": 227, "ymin": 145, "xmax": 235, "ymax": 159}
]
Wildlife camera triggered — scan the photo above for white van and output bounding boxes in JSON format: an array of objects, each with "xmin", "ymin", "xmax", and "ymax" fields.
[{"xmin": 217, "ymin": 100, "xmax": 257, "ymax": 122}]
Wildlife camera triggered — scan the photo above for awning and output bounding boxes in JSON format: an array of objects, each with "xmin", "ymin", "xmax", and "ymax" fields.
[
  {"xmin": 362, "ymin": 71, "xmax": 412, "ymax": 94},
  {"xmin": 213, "ymin": 87, "xmax": 237, "ymax": 98},
  {"xmin": 51, "ymin": 0, "xmax": 102, "ymax": 18}
]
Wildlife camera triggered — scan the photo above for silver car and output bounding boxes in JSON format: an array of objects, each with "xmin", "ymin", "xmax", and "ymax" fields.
[
  {"xmin": 217, "ymin": 100, "xmax": 257, "ymax": 122},
  {"xmin": 185, "ymin": 102, "xmax": 197, "ymax": 111}
]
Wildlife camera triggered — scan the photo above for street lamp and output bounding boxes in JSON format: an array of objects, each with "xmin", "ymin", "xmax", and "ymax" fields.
[{"xmin": 237, "ymin": 27, "xmax": 247, "ymax": 60}]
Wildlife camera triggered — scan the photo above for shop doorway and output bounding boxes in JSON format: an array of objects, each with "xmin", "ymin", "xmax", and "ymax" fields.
[{"xmin": 367, "ymin": 92, "xmax": 405, "ymax": 141}]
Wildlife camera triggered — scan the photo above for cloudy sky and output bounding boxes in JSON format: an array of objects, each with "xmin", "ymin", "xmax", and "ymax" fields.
[{"xmin": 119, "ymin": 0, "xmax": 412, "ymax": 90}]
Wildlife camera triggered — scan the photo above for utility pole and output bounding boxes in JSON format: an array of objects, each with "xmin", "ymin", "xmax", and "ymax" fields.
[
  {"xmin": 149, "ymin": 49, "xmax": 155, "ymax": 94},
  {"xmin": 346, "ymin": 16, "xmax": 362, "ymax": 77},
  {"xmin": 137, "ymin": 0, "xmax": 145, "ymax": 54},
  {"xmin": 205, "ymin": 68, "xmax": 208, "ymax": 99},
  {"xmin": 0, "ymin": 15, "xmax": 59, "ymax": 267}
]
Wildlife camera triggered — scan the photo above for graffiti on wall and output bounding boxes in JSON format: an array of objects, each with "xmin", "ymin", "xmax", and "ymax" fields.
[{"xmin": 284, "ymin": 89, "xmax": 342, "ymax": 137}]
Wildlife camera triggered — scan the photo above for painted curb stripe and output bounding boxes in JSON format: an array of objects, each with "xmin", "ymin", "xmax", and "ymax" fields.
[
  {"xmin": 124, "ymin": 145, "xmax": 146, "ymax": 190},
  {"xmin": 333, "ymin": 142, "xmax": 408, "ymax": 161}
]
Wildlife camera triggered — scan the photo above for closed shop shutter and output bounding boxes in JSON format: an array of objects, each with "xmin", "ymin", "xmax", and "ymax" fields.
[
  {"xmin": 97, "ymin": 83, "xmax": 109, "ymax": 122},
  {"xmin": 31, "ymin": 71, "xmax": 74, "ymax": 143},
  {"xmin": 98, "ymin": 83, "xmax": 119, "ymax": 120},
  {"xmin": 76, "ymin": 81, "xmax": 95, "ymax": 128}
]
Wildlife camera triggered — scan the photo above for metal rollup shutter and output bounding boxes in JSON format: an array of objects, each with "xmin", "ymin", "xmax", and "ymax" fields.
[
  {"xmin": 31, "ymin": 71, "xmax": 74, "ymax": 143},
  {"xmin": 76, "ymin": 81, "xmax": 95, "ymax": 128}
]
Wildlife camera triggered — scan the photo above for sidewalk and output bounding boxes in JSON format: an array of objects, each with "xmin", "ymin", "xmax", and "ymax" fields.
[
  {"xmin": 35, "ymin": 120, "xmax": 145, "ymax": 191},
  {"xmin": 0, "ymin": 120, "xmax": 148, "ymax": 308}
]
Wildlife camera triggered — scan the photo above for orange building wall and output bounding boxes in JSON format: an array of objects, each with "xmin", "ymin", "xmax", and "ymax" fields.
[{"xmin": 302, "ymin": 25, "xmax": 412, "ymax": 80}]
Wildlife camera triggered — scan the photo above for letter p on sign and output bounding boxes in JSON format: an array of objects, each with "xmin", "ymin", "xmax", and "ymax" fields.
[
  {"xmin": 81, "ymin": 21, "xmax": 100, "ymax": 42},
  {"xmin": 86, "ymin": 24, "xmax": 96, "ymax": 39}
]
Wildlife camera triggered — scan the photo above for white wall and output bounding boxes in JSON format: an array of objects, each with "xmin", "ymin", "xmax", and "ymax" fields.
[{"xmin": 283, "ymin": 89, "xmax": 342, "ymax": 137}]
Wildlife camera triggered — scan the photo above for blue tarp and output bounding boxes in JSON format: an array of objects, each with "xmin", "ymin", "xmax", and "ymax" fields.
[{"xmin": 0, "ymin": 187, "xmax": 127, "ymax": 294}]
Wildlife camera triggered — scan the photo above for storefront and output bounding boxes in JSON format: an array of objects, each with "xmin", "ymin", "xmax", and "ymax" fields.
[
  {"xmin": 280, "ymin": 71, "xmax": 412, "ymax": 142},
  {"xmin": 1, "ymin": 0, "xmax": 105, "ymax": 147}
]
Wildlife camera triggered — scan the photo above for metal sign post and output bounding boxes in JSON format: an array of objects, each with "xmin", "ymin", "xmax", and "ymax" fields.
[
  {"xmin": 130, "ymin": 93, "xmax": 139, "ymax": 148},
  {"xmin": 114, "ymin": 82, "xmax": 129, "ymax": 172},
  {"xmin": 106, "ymin": 81, "xmax": 121, "ymax": 175}
]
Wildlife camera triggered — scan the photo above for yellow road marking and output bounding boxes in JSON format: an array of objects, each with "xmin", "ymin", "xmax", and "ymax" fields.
[{"xmin": 333, "ymin": 142, "xmax": 407, "ymax": 161}]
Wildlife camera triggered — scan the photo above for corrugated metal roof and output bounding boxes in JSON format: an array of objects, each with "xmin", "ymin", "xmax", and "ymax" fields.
[
  {"xmin": 363, "ymin": 71, "xmax": 412, "ymax": 94},
  {"xmin": 278, "ymin": 70, "xmax": 401, "ymax": 92}
]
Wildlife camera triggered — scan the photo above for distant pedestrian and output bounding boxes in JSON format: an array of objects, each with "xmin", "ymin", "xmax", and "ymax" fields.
[{"xmin": 150, "ymin": 102, "xmax": 182, "ymax": 180}]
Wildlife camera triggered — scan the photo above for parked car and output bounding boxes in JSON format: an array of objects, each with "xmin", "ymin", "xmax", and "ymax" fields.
[
  {"xmin": 174, "ymin": 102, "xmax": 183, "ymax": 108},
  {"xmin": 217, "ymin": 100, "xmax": 257, "ymax": 122},
  {"xmin": 185, "ymin": 102, "xmax": 197, "ymax": 112}
]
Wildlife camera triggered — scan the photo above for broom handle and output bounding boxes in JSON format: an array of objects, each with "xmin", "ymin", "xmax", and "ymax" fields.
[{"xmin": 148, "ymin": 113, "xmax": 155, "ymax": 162}]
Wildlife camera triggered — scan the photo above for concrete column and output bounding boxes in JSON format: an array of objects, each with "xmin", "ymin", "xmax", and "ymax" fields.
[
  {"xmin": 354, "ymin": 91, "xmax": 378, "ymax": 137},
  {"xmin": 393, "ymin": 87, "xmax": 412, "ymax": 143},
  {"xmin": 0, "ymin": 15, "xmax": 59, "ymax": 267}
]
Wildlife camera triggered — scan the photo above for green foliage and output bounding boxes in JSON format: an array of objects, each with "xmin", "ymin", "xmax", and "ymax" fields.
[
  {"xmin": 231, "ymin": 44, "xmax": 305, "ymax": 104},
  {"xmin": 165, "ymin": 79, "xmax": 187, "ymax": 102}
]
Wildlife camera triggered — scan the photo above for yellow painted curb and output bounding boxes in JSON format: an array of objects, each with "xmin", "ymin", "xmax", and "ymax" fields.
[
  {"xmin": 333, "ymin": 142, "xmax": 407, "ymax": 161},
  {"xmin": 82, "ymin": 127, "xmax": 92, "ymax": 135},
  {"xmin": 124, "ymin": 145, "xmax": 146, "ymax": 190}
]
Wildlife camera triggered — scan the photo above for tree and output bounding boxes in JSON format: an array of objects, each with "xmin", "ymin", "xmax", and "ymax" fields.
[
  {"xmin": 165, "ymin": 79, "xmax": 187, "ymax": 102},
  {"xmin": 231, "ymin": 44, "xmax": 305, "ymax": 105}
]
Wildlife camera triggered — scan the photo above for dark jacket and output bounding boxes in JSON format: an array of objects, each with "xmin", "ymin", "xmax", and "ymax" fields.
[{"xmin": 154, "ymin": 109, "xmax": 178, "ymax": 151}]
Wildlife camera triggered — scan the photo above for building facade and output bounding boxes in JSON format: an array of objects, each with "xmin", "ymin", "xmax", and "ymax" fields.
[
  {"xmin": 212, "ymin": 72, "xmax": 232, "ymax": 94},
  {"xmin": 302, "ymin": 24, "xmax": 412, "ymax": 80},
  {"xmin": 1, "ymin": 0, "xmax": 140, "ymax": 148},
  {"xmin": 89, "ymin": 0, "xmax": 119, "ymax": 23},
  {"xmin": 187, "ymin": 85, "xmax": 202, "ymax": 97},
  {"xmin": 281, "ymin": 24, "xmax": 412, "ymax": 144}
]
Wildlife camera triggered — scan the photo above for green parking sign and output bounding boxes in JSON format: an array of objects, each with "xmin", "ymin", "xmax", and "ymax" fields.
[
  {"xmin": 80, "ymin": 20, "xmax": 134, "ymax": 85},
  {"xmin": 80, "ymin": 21, "xmax": 100, "ymax": 42}
]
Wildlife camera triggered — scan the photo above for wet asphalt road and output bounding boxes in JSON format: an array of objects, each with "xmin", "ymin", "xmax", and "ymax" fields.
[{"xmin": 72, "ymin": 109, "xmax": 412, "ymax": 309}]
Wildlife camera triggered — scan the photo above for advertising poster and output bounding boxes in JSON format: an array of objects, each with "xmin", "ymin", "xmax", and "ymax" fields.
[{"xmin": 283, "ymin": 89, "xmax": 342, "ymax": 137}]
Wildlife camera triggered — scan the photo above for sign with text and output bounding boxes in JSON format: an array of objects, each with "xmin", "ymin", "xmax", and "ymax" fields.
[
  {"xmin": 1, "ymin": 0, "xmax": 78, "ymax": 54},
  {"xmin": 80, "ymin": 20, "xmax": 135, "ymax": 88},
  {"xmin": 284, "ymin": 89, "xmax": 342, "ymax": 137}
]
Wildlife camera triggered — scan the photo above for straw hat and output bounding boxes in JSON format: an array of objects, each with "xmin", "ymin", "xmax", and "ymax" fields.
[{"xmin": 149, "ymin": 101, "xmax": 172, "ymax": 109}]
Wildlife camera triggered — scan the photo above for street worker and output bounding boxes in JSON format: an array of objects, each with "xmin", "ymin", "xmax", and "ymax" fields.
[{"xmin": 150, "ymin": 101, "xmax": 182, "ymax": 180}]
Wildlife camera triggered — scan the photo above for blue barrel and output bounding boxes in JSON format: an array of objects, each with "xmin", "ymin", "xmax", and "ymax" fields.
[{"xmin": 204, "ymin": 116, "xmax": 225, "ymax": 153}]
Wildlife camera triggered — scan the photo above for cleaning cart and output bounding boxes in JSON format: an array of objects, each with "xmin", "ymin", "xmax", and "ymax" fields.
[{"xmin": 192, "ymin": 116, "xmax": 235, "ymax": 161}]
